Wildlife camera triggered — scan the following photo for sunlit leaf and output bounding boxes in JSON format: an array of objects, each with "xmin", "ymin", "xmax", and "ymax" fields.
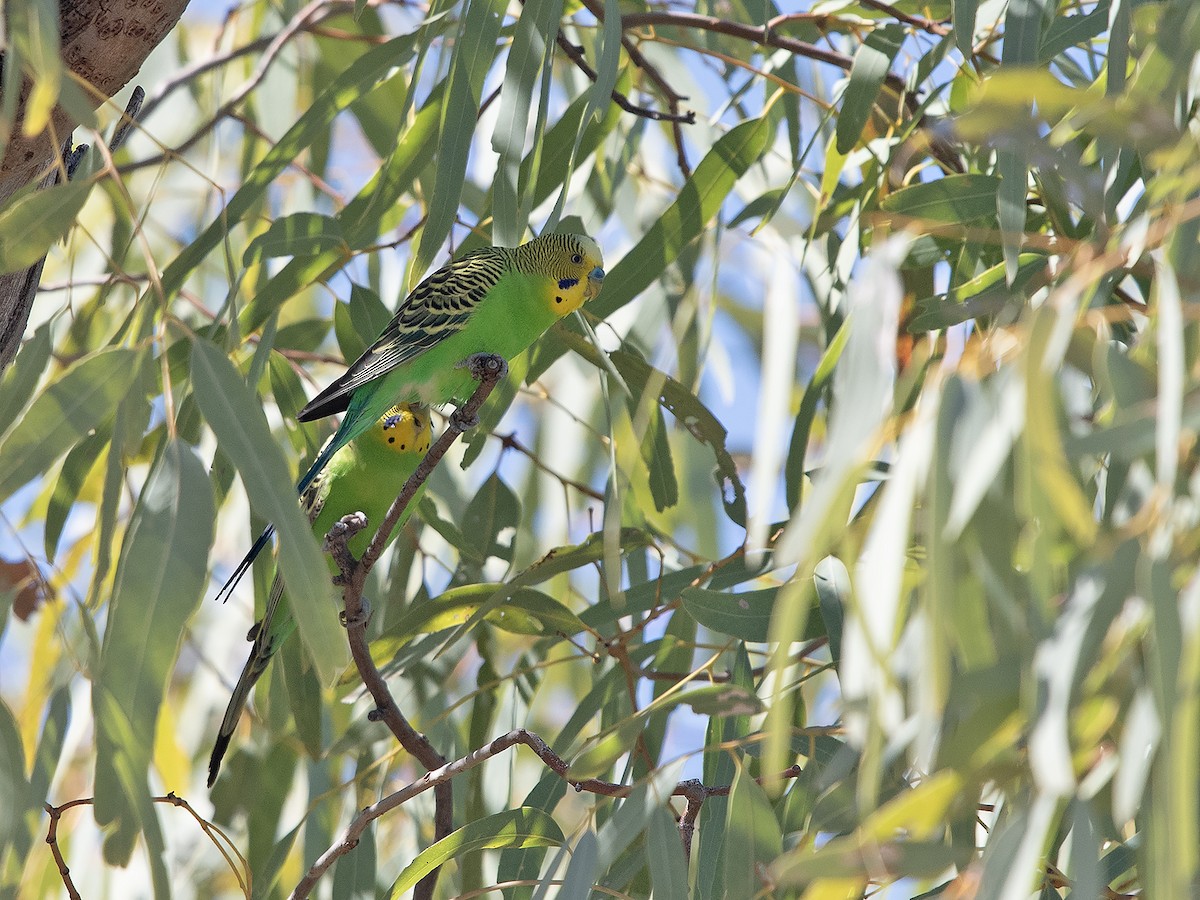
[
  {"xmin": 190, "ymin": 339, "xmax": 344, "ymax": 685},
  {"xmin": 92, "ymin": 441, "xmax": 212, "ymax": 862},
  {"xmin": 0, "ymin": 346, "xmax": 140, "ymax": 504},
  {"xmin": 837, "ymin": 24, "xmax": 905, "ymax": 154},
  {"xmin": 384, "ymin": 808, "xmax": 563, "ymax": 898},
  {"xmin": 242, "ymin": 213, "xmax": 347, "ymax": 266}
]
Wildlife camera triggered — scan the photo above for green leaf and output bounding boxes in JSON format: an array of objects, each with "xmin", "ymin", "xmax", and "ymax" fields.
[
  {"xmin": 786, "ymin": 322, "xmax": 847, "ymax": 510},
  {"xmin": 682, "ymin": 586, "xmax": 781, "ymax": 643},
  {"xmin": 593, "ymin": 115, "xmax": 773, "ymax": 321},
  {"xmin": 8, "ymin": 0, "xmax": 62, "ymax": 134},
  {"xmin": 567, "ymin": 718, "xmax": 644, "ymax": 780},
  {"xmin": 491, "ymin": 0, "xmax": 562, "ymax": 246},
  {"xmin": 879, "ymin": 174, "xmax": 1002, "ymax": 225},
  {"xmin": 909, "ymin": 254, "xmax": 1047, "ymax": 331},
  {"xmin": 633, "ymin": 401, "xmax": 679, "ymax": 512},
  {"xmin": 432, "ymin": 527, "xmax": 652, "ymax": 655},
  {"xmin": 837, "ymin": 24, "xmax": 905, "ymax": 154},
  {"xmin": 0, "ymin": 346, "xmax": 140, "ymax": 504},
  {"xmin": 561, "ymin": 332, "xmax": 745, "ymax": 523},
  {"xmin": 333, "ymin": 283, "xmax": 392, "ymax": 366},
  {"xmin": 0, "ymin": 177, "xmax": 92, "ymax": 275},
  {"xmin": 726, "ymin": 763, "xmax": 784, "ymax": 898},
  {"xmin": 92, "ymin": 441, "xmax": 213, "ymax": 862},
  {"xmin": 45, "ymin": 428, "xmax": 109, "ymax": 561},
  {"xmin": 954, "ymin": 0, "xmax": 979, "ymax": 58},
  {"xmin": 647, "ymin": 805, "xmax": 689, "ymax": 900},
  {"xmin": 242, "ymin": 213, "xmax": 347, "ymax": 266},
  {"xmin": 559, "ymin": 830, "xmax": 599, "ymax": 898},
  {"xmin": 0, "ymin": 697, "xmax": 31, "ymax": 858},
  {"xmin": 1039, "ymin": 2, "xmax": 1109, "ymax": 60},
  {"xmin": 0, "ymin": 321, "xmax": 52, "ymax": 441},
  {"xmin": 90, "ymin": 690, "xmax": 170, "ymax": 890},
  {"xmin": 239, "ymin": 81, "xmax": 447, "ymax": 334},
  {"xmin": 460, "ymin": 471, "xmax": 521, "ymax": 566},
  {"xmin": 678, "ymin": 684, "xmax": 765, "ymax": 718},
  {"xmin": 384, "ymin": 808, "xmax": 563, "ymax": 898},
  {"xmin": 189, "ymin": 339, "xmax": 345, "ymax": 685},
  {"xmin": 266, "ymin": 354, "xmax": 312, "ymax": 441},
  {"xmin": 379, "ymin": 583, "xmax": 586, "ymax": 647},
  {"xmin": 28, "ymin": 686, "xmax": 69, "ymax": 813},
  {"xmin": 813, "ymin": 556, "xmax": 849, "ymax": 664},
  {"xmin": 1003, "ymin": 0, "xmax": 1052, "ymax": 67}
]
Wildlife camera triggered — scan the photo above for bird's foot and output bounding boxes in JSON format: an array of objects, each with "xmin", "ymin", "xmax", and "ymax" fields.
[
  {"xmin": 324, "ymin": 512, "xmax": 368, "ymax": 551},
  {"xmin": 456, "ymin": 352, "xmax": 508, "ymax": 382},
  {"xmin": 340, "ymin": 597, "xmax": 372, "ymax": 628}
]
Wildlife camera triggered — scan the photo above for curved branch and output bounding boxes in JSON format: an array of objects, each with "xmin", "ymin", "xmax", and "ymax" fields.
[
  {"xmin": 315, "ymin": 354, "xmax": 508, "ymax": 900},
  {"xmin": 291, "ymin": 726, "xmax": 805, "ymax": 895}
]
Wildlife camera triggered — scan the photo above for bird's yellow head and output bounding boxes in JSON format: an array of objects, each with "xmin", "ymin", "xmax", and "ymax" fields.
[
  {"xmin": 374, "ymin": 404, "xmax": 432, "ymax": 456},
  {"xmin": 517, "ymin": 233, "xmax": 605, "ymax": 317}
]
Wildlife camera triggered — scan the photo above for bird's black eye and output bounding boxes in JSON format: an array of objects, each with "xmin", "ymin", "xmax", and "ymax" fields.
[
  {"xmin": 571, "ymin": 253, "xmax": 582, "ymax": 264},
  {"xmin": 388, "ymin": 436, "xmax": 395, "ymax": 443}
]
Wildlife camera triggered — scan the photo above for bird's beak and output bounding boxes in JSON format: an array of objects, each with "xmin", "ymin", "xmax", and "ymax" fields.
[{"xmin": 585, "ymin": 266, "xmax": 605, "ymax": 300}]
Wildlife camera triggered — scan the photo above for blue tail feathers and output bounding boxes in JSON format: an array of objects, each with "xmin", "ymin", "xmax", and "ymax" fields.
[{"xmin": 214, "ymin": 523, "xmax": 275, "ymax": 604}]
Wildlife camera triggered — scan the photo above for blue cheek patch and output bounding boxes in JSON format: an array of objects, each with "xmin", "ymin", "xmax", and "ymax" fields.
[{"xmin": 558, "ymin": 277, "xmax": 579, "ymax": 290}]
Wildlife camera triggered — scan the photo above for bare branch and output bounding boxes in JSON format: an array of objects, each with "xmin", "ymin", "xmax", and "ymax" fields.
[
  {"xmin": 291, "ymin": 727, "xmax": 805, "ymax": 896},
  {"xmin": 313, "ymin": 353, "xmax": 509, "ymax": 900}
]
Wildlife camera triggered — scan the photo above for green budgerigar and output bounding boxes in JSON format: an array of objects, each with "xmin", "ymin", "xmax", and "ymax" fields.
[
  {"xmin": 207, "ymin": 404, "xmax": 432, "ymax": 787},
  {"xmin": 215, "ymin": 232, "xmax": 603, "ymax": 606},
  {"xmin": 297, "ymin": 231, "xmax": 604, "ymax": 491}
]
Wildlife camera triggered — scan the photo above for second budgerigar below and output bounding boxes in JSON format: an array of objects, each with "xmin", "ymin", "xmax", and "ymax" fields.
[{"xmin": 208, "ymin": 404, "xmax": 432, "ymax": 787}]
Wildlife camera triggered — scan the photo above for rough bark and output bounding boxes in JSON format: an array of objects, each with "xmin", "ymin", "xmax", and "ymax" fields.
[{"xmin": 0, "ymin": 0, "xmax": 189, "ymax": 372}]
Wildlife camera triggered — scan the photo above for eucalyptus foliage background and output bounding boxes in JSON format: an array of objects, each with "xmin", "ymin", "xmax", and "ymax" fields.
[{"xmin": 0, "ymin": 0, "xmax": 1195, "ymax": 897}]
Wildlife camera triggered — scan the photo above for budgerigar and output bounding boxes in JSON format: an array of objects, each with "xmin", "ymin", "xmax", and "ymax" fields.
[
  {"xmin": 297, "ymin": 231, "xmax": 604, "ymax": 490},
  {"xmin": 216, "ymin": 233, "xmax": 603, "ymax": 602},
  {"xmin": 208, "ymin": 404, "xmax": 432, "ymax": 787}
]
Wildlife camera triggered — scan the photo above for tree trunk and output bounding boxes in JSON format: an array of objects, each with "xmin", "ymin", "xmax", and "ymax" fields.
[{"xmin": 0, "ymin": 0, "xmax": 189, "ymax": 372}]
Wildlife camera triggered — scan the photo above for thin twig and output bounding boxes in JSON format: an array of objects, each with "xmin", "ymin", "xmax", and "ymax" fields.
[
  {"xmin": 856, "ymin": 0, "xmax": 951, "ymax": 35},
  {"xmin": 44, "ymin": 794, "xmax": 249, "ymax": 899},
  {"xmin": 625, "ymin": 11, "xmax": 859, "ymax": 75},
  {"xmin": 497, "ymin": 431, "xmax": 605, "ymax": 500},
  {"xmin": 555, "ymin": 34, "xmax": 696, "ymax": 126}
]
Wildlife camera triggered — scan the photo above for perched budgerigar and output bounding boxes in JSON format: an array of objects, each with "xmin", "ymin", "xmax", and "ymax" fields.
[
  {"xmin": 297, "ymin": 232, "xmax": 604, "ymax": 491},
  {"xmin": 207, "ymin": 404, "xmax": 432, "ymax": 787},
  {"xmin": 215, "ymin": 232, "xmax": 604, "ymax": 606}
]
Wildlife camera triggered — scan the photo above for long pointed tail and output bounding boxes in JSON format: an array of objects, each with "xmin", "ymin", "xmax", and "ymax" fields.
[
  {"xmin": 208, "ymin": 578, "xmax": 290, "ymax": 786},
  {"xmin": 213, "ymin": 524, "xmax": 275, "ymax": 605}
]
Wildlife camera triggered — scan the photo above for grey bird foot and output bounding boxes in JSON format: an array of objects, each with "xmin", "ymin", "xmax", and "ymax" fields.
[
  {"xmin": 324, "ymin": 511, "xmax": 368, "ymax": 551},
  {"xmin": 456, "ymin": 352, "xmax": 508, "ymax": 382},
  {"xmin": 340, "ymin": 597, "xmax": 372, "ymax": 628}
]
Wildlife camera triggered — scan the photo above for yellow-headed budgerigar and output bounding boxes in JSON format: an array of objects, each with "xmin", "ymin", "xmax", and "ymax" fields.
[
  {"xmin": 216, "ymin": 232, "xmax": 604, "ymax": 601},
  {"xmin": 208, "ymin": 404, "xmax": 432, "ymax": 786},
  {"xmin": 298, "ymin": 231, "xmax": 604, "ymax": 486}
]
